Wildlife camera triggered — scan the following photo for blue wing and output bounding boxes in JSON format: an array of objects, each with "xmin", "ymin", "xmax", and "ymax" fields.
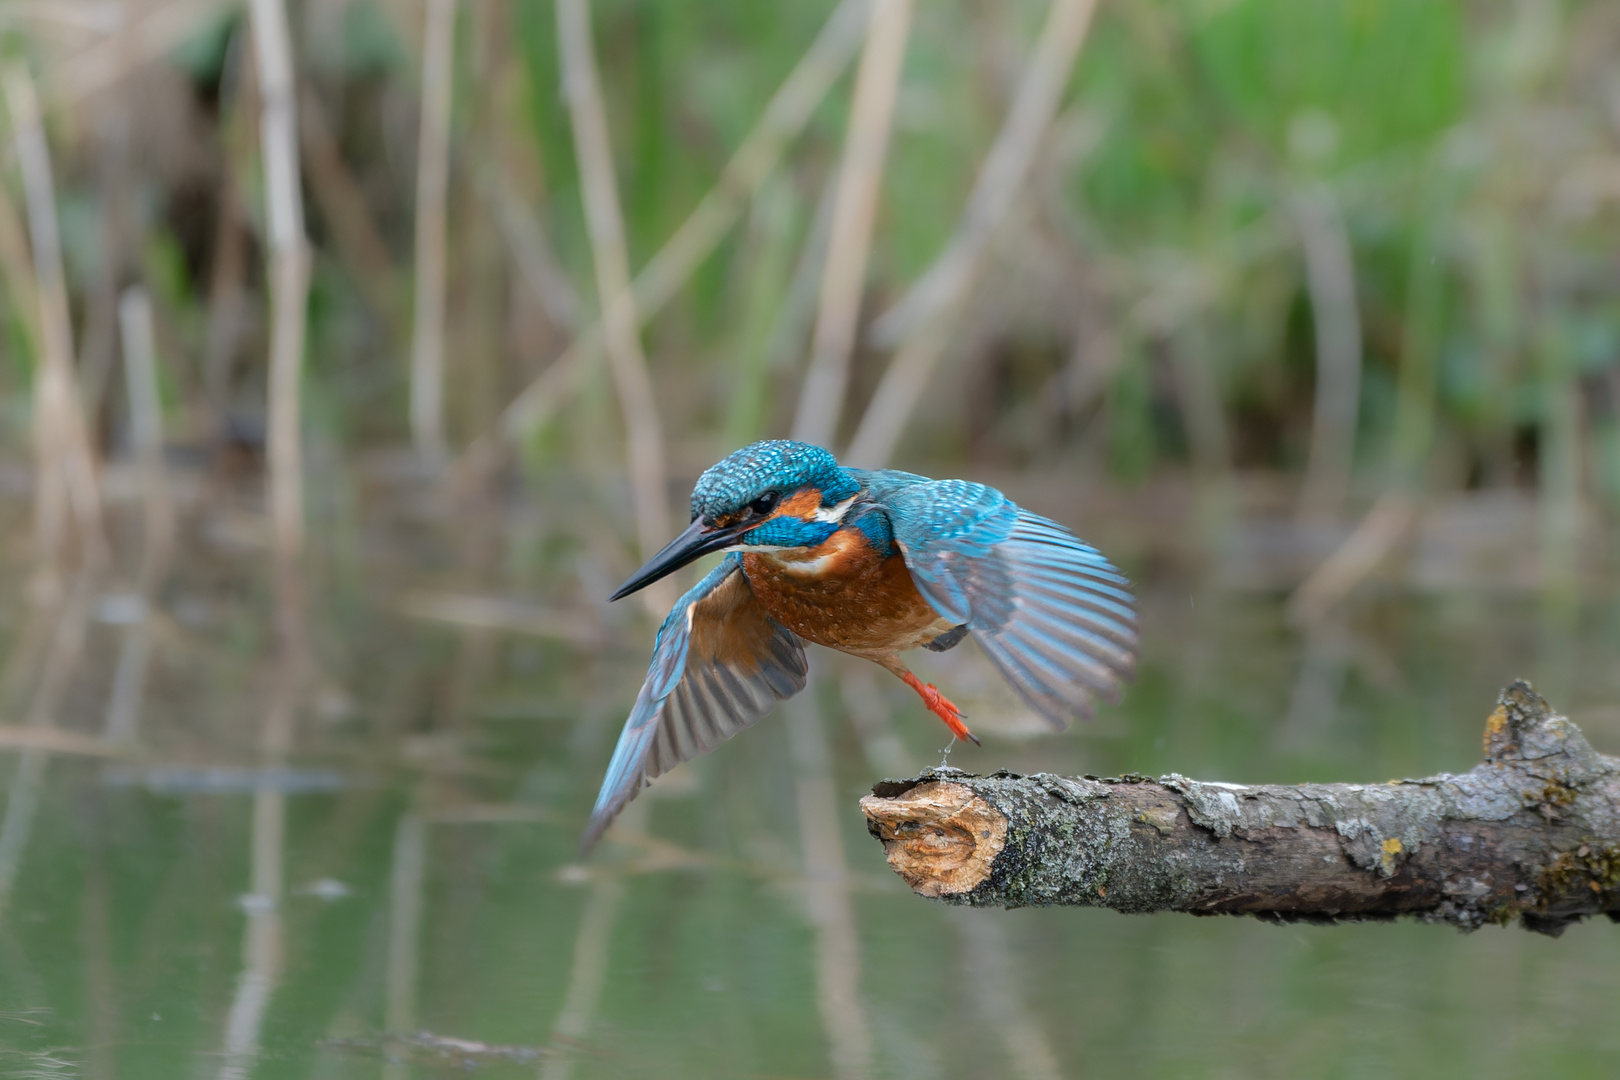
[
  {"xmin": 855, "ymin": 472, "xmax": 1136, "ymax": 728},
  {"xmin": 583, "ymin": 553, "xmax": 807, "ymax": 852}
]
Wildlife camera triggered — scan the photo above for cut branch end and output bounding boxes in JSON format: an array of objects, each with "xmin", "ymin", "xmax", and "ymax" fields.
[{"xmin": 861, "ymin": 683, "xmax": 1620, "ymax": 935}]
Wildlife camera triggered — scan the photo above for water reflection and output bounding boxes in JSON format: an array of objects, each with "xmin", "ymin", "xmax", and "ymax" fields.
[{"xmin": 0, "ymin": 506, "xmax": 1618, "ymax": 1079}]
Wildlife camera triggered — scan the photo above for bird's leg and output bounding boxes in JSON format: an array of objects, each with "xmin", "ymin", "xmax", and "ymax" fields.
[{"xmin": 895, "ymin": 668, "xmax": 980, "ymax": 747}]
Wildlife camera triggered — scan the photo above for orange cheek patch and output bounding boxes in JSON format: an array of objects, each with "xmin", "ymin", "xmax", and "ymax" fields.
[{"xmin": 775, "ymin": 488, "xmax": 823, "ymax": 520}]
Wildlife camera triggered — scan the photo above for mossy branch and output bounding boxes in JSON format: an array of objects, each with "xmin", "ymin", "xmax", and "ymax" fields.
[{"xmin": 860, "ymin": 682, "xmax": 1620, "ymax": 936}]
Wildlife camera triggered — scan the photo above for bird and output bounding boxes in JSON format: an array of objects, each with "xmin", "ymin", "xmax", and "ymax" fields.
[{"xmin": 582, "ymin": 439, "xmax": 1136, "ymax": 850}]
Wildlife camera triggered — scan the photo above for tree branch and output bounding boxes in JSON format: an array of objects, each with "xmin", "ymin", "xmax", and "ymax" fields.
[{"xmin": 860, "ymin": 681, "xmax": 1620, "ymax": 936}]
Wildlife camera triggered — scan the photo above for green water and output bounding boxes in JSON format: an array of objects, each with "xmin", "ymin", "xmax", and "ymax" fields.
[{"xmin": 1, "ymin": 577, "xmax": 1618, "ymax": 1079}]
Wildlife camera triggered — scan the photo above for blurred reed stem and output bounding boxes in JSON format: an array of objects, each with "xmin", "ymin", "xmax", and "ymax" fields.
[
  {"xmin": 476, "ymin": 160, "xmax": 582, "ymax": 333},
  {"xmin": 410, "ymin": 0, "xmax": 456, "ymax": 465},
  {"xmin": 840, "ymin": 667, "xmax": 1065, "ymax": 1078},
  {"xmin": 1388, "ymin": 178, "xmax": 1449, "ymax": 493},
  {"xmin": 1295, "ymin": 170, "xmax": 1452, "ymax": 621},
  {"xmin": 557, "ymin": 0, "xmax": 674, "ymax": 613},
  {"xmin": 627, "ymin": 0, "xmax": 871, "ymax": 347},
  {"xmin": 0, "ymin": 168, "xmax": 44, "ymax": 361},
  {"xmin": 214, "ymin": 8, "xmax": 309, "ymax": 1070},
  {"xmin": 4, "ymin": 62, "xmax": 107, "ymax": 568},
  {"xmin": 383, "ymin": 813, "xmax": 425, "ymax": 1076},
  {"xmin": 118, "ymin": 287, "xmax": 175, "ymax": 586},
  {"xmin": 541, "ymin": 800, "xmax": 645, "ymax": 1080},
  {"xmin": 458, "ymin": 0, "xmax": 871, "ymax": 481},
  {"xmin": 1537, "ymin": 319, "xmax": 1582, "ymax": 609},
  {"xmin": 101, "ymin": 287, "xmax": 172, "ymax": 746},
  {"xmin": 77, "ymin": 102, "xmax": 131, "ymax": 435},
  {"xmin": 0, "ymin": 178, "xmax": 60, "ymax": 566},
  {"xmin": 792, "ymin": 0, "xmax": 912, "ymax": 448},
  {"xmin": 723, "ymin": 176, "xmax": 801, "ymax": 446},
  {"xmin": 1596, "ymin": 375, "xmax": 1620, "ymax": 511},
  {"xmin": 948, "ymin": 909, "xmax": 1065, "ymax": 1080},
  {"xmin": 1289, "ymin": 492, "xmax": 1415, "ymax": 624},
  {"xmin": 248, "ymin": 0, "xmax": 311, "ymax": 654},
  {"xmin": 0, "ymin": 573, "xmax": 94, "ymax": 924},
  {"xmin": 458, "ymin": 4, "xmax": 507, "ymax": 451},
  {"xmin": 45, "ymin": 0, "xmax": 232, "ymax": 107},
  {"xmin": 300, "ymin": 86, "xmax": 400, "ymax": 325},
  {"xmin": 846, "ymin": 0, "xmax": 1097, "ymax": 467},
  {"xmin": 75, "ymin": 787, "xmax": 119, "ymax": 1080},
  {"xmin": 1168, "ymin": 320, "xmax": 1235, "ymax": 537},
  {"xmin": 785, "ymin": 689, "xmax": 872, "ymax": 1080},
  {"xmin": 204, "ymin": 46, "xmax": 252, "ymax": 437},
  {"xmin": 1291, "ymin": 181, "xmax": 1363, "ymax": 526},
  {"xmin": 216, "ymin": 780, "xmax": 287, "ymax": 1080}
]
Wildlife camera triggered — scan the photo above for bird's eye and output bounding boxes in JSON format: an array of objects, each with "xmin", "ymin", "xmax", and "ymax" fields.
[{"xmin": 750, "ymin": 491, "xmax": 780, "ymax": 515}]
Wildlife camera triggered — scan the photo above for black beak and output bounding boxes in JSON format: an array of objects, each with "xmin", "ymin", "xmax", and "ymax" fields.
[{"xmin": 609, "ymin": 517, "xmax": 747, "ymax": 601}]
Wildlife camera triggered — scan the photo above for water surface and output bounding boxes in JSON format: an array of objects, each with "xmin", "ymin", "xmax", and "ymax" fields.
[{"xmin": 1, "ymin": 528, "xmax": 1617, "ymax": 1080}]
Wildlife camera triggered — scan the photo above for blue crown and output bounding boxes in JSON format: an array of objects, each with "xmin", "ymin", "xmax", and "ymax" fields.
[{"xmin": 690, "ymin": 440, "xmax": 859, "ymax": 522}]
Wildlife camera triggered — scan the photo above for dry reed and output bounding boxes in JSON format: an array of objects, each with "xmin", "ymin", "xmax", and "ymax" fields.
[
  {"xmin": 0, "ymin": 575, "xmax": 95, "ymax": 922},
  {"xmin": 383, "ymin": 813, "xmax": 426, "ymax": 1076},
  {"xmin": 300, "ymin": 86, "xmax": 399, "ymax": 321},
  {"xmin": 786, "ymin": 691, "xmax": 872, "ymax": 1080},
  {"xmin": 248, "ymin": 0, "xmax": 311, "ymax": 656},
  {"xmin": 456, "ymin": 0, "xmax": 871, "ymax": 480},
  {"xmin": 540, "ymin": 802, "xmax": 644, "ymax": 1080},
  {"xmin": 845, "ymin": 0, "xmax": 1098, "ymax": 467},
  {"xmin": 476, "ymin": 160, "xmax": 583, "ymax": 333},
  {"xmin": 4, "ymin": 63, "xmax": 108, "ymax": 566},
  {"xmin": 1292, "ymin": 183, "xmax": 1363, "ymax": 525},
  {"xmin": 791, "ymin": 0, "xmax": 912, "ymax": 448},
  {"xmin": 409, "ymin": 0, "xmax": 456, "ymax": 464},
  {"xmin": 212, "ymin": 6, "xmax": 308, "ymax": 1071},
  {"xmin": 46, "ymin": 0, "xmax": 232, "ymax": 106},
  {"xmin": 557, "ymin": 0, "xmax": 672, "ymax": 604}
]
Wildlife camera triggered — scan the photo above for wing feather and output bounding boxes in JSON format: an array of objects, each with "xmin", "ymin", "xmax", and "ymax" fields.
[
  {"xmin": 871, "ymin": 478, "xmax": 1138, "ymax": 729},
  {"xmin": 584, "ymin": 554, "xmax": 806, "ymax": 851}
]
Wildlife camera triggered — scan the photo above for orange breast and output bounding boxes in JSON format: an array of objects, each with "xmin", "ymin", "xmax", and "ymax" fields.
[{"xmin": 742, "ymin": 529, "xmax": 956, "ymax": 658}]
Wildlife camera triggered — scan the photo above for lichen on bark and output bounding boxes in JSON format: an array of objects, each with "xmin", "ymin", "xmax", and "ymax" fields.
[{"xmin": 860, "ymin": 681, "xmax": 1620, "ymax": 935}]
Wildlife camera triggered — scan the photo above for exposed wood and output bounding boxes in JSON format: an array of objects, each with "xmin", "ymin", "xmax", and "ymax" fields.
[
  {"xmin": 863, "ymin": 779, "xmax": 1006, "ymax": 898},
  {"xmin": 861, "ymin": 681, "xmax": 1620, "ymax": 935}
]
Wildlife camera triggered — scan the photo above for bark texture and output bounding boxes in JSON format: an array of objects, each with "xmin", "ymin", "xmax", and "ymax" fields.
[{"xmin": 860, "ymin": 682, "xmax": 1620, "ymax": 935}]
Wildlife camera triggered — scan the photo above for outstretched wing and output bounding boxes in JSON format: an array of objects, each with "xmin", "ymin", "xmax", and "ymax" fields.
[
  {"xmin": 583, "ymin": 553, "xmax": 807, "ymax": 851},
  {"xmin": 860, "ymin": 474, "xmax": 1136, "ymax": 728}
]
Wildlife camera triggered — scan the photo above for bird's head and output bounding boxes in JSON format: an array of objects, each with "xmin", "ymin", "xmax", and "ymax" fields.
[{"xmin": 610, "ymin": 440, "xmax": 860, "ymax": 601}]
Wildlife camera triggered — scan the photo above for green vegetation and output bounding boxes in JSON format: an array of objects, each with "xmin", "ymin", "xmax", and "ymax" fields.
[{"xmin": 0, "ymin": 0, "xmax": 1613, "ymax": 521}]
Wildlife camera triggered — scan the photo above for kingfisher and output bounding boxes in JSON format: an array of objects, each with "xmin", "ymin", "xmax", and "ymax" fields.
[{"xmin": 583, "ymin": 440, "xmax": 1136, "ymax": 850}]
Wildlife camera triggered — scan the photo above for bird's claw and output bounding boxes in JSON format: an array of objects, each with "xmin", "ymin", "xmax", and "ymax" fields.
[{"xmin": 901, "ymin": 672, "xmax": 979, "ymax": 746}]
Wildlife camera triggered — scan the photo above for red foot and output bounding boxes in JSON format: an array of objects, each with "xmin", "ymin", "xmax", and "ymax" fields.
[{"xmin": 899, "ymin": 671, "xmax": 980, "ymax": 746}]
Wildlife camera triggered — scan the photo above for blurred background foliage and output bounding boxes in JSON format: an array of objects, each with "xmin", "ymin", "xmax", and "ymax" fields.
[{"xmin": 0, "ymin": 0, "xmax": 1615, "ymax": 528}]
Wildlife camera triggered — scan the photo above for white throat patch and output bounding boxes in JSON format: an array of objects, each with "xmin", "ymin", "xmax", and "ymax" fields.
[{"xmin": 812, "ymin": 494, "xmax": 858, "ymax": 523}]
